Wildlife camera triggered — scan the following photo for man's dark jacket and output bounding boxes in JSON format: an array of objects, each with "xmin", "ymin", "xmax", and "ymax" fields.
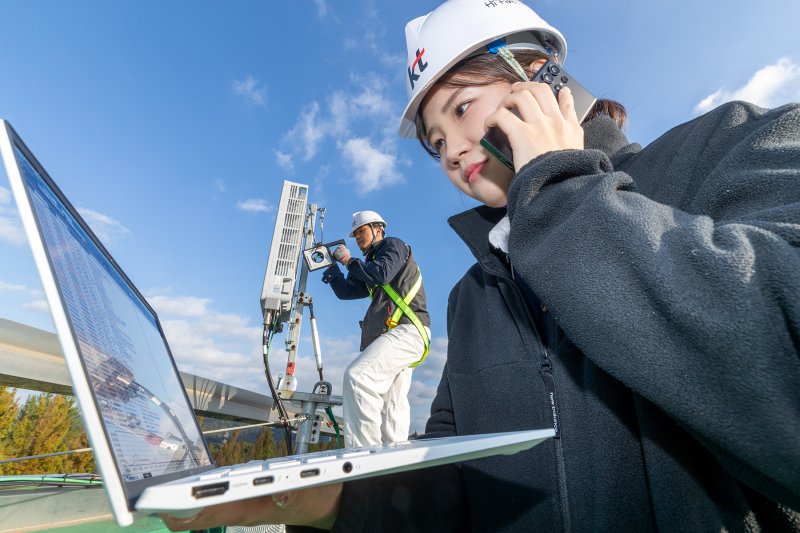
[
  {"xmin": 323, "ymin": 236, "xmax": 430, "ymax": 351},
  {"xmin": 300, "ymin": 101, "xmax": 800, "ymax": 532}
]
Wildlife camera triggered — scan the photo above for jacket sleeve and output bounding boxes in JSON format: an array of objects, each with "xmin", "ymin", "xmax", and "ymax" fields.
[
  {"xmin": 345, "ymin": 238, "xmax": 409, "ymax": 286},
  {"xmin": 505, "ymin": 103, "xmax": 800, "ymax": 508},
  {"xmin": 321, "ymin": 263, "xmax": 370, "ymax": 300},
  {"xmin": 423, "ymin": 282, "xmax": 464, "ymax": 437}
]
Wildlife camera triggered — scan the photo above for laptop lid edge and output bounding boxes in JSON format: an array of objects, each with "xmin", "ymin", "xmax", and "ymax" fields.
[{"xmin": 1, "ymin": 121, "xmax": 135, "ymax": 526}]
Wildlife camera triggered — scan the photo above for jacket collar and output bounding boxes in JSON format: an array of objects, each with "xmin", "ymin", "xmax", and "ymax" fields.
[
  {"xmin": 364, "ymin": 236, "xmax": 388, "ymax": 259},
  {"xmin": 448, "ymin": 206, "xmax": 511, "ymax": 278}
]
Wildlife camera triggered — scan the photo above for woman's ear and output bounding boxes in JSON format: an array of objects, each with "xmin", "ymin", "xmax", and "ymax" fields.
[{"xmin": 527, "ymin": 58, "xmax": 548, "ymax": 77}]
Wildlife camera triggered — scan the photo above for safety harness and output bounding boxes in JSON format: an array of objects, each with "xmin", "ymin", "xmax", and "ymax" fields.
[{"xmin": 368, "ymin": 267, "xmax": 430, "ymax": 368}]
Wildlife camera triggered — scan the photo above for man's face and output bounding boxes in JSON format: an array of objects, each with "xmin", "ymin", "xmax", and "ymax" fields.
[{"xmin": 353, "ymin": 224, "xmax": 381, "ymax": 252}]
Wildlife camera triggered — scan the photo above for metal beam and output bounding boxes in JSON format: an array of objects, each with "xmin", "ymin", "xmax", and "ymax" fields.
[{"xmin": 0, "ymin": 318, "xmax": 335, "ymax": 425}]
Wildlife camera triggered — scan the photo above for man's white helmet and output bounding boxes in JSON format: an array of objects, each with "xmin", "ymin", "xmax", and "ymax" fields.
[
  {"xmin": 349, "ymin": 210, "xmax": 387, "ymax": 237},
  {"xmin": 398, "ymin": 0, "xmax": 567, "ymax": 138}
]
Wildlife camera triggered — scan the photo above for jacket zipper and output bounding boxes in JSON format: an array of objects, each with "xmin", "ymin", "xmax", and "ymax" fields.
[
  {"xmin": 504, "ymin": 258, "xmax": 572, "ymax": 533},
  {"xmin": 460, "ymin": 227, "xmax": 573, "ymax": 531}
]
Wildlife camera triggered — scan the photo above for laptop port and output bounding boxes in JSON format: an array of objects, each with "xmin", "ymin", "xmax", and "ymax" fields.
[
  {"xmin": 253, "ymin": 475, "xmax": 275, "ymax": 486},
  {"xmin": 192, "ymin": 482, "xmax": 229, "ymax": 499},
  {"xmin": 300, "ymin": 468, "xmax": 320, "ymax": 478}
]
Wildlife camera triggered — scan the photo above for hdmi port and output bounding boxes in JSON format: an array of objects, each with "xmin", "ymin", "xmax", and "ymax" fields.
[
  {"xmin": 192, "ymin": 482, "xmax": 229, "ymax": 499},
  {"xmin": 300, "ymin": 468, "xmax": 320, "ymax": 478}
]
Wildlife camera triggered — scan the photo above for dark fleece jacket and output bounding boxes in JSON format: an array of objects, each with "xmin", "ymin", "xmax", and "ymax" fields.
[{"xmin": 293, "ymin": 101, "xmax": 800, "ymax": 532}]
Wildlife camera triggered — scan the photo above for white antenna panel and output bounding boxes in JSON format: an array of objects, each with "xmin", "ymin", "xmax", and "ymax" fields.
[{"xmin": 260, "ymin": 180, "xmax": 308, "ymax": 322}]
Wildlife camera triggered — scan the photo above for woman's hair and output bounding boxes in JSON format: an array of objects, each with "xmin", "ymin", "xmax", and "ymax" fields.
[{"xmin": 415, "ymin": 49, "xmax": 627, "ymax": 159}]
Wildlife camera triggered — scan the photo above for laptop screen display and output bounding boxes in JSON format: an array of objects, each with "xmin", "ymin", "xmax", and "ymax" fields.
[{"xmin": 13, "ymin": 146, "xmax": 213, "ymax": 482}]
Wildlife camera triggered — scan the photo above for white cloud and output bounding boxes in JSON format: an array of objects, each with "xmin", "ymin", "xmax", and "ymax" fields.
[
  {"xmin": 280, "ymin": 73, "xmax": 407, "ymax": 195},
  {"xmin": 0, "ymin": 186, "xmax": 25, "ymax": 246},
  {"xmin": 275, "ymin": 150, "xmax": 294, "ymax": 172},
  {"xmin": 314, "ymin": 0, "xmax": 328, "ymax": 17},
  {"xmin": 694, "ymin": 57, "xmax": 800, "ymax": 115},
  {"xmin": 233, "ymin": 75, "xmax": 267, "ymax": 107},
  {"xmin": 339, "ymin": 137, "xmax": 403, "ymax": 193},
  {"xmin": 0, "ymin": 217, "xmax": 25, "ymax": 246},
  {"xmin": 326, "ymin": 76, "xmax": 393, "ymax": 136},
  {"xmin": 0, "ymin": 279, "xmax": 48, "ymax": 314},
  {"xmin": 287, "ymin": 101, "xmax": 325, "ymax": 161},
  {"xmin": 145, "ymin": 291, "xmax": 266, "ymax": 389},
  {"xmin": 147, "ymin": 294, "xmax": 212, "ymax": 317},
  {"xmin": 22, "ymin": 299, "xmax": 49, "ymax": 313},
  {"xmin": 214, "ymin": 179, "xmax": 226, "ymax": 193},
  {"xmin": 236, "ymin": 198, "xmax": 274, "ymax": 213},
  {"xmin": 146, "ymin": 289, "xmax": 447, "ymax": 435},
  {"xmin": 76, "ymin": 207, "xmax": 130, "ymax": 244},
  {"xmin": 0, "ymin": 280, "xmax": 27, "ymax": 292},
  {"xmin": 328, "ymin": 91, "xmax": 351, "ymax": 135},
  {"xmin": 350, "ymin": 74, "xmax": 393, "ymax": 118}
]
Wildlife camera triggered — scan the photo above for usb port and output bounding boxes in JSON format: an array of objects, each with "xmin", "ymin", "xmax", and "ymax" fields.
[
  {"xmin": 253, "ymin": 475, "xmax": 275, "ymax": 486},
  {"xmin": 192, "ymin": 482, "xmax": 229, "ymax": 499},
  {"xmin": 300, "ymin": 468, "xmax": 320, "ymax": 478}
]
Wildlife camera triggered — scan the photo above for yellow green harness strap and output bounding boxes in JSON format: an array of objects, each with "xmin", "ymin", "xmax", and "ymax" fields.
[{"xmin": 372, "ymin": 269, "xmax": 430, "ymax": 367}]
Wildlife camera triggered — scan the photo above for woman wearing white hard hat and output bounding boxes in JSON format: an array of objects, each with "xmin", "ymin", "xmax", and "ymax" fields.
[
  {"xmin": 162, "ymin": 1, "xmax": 800, "ymax": 530},
  {"xmin": 392, "ymin": 0, "xmax": 799, "ymax": 531}
]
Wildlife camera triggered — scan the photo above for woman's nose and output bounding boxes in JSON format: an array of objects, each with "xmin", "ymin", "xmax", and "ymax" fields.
[{"xmin": 445, "ymin": 136, "xmax": 470, "ymax": 167}]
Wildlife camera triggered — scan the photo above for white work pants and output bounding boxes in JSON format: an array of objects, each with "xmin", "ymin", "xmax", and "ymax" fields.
[{"xmin": 343, "ymin": 323, "xmax": 429, "ymax": 448}]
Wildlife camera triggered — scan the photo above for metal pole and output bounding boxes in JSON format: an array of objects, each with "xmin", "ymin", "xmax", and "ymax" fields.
[
  {"xmin": 280, "ymin": 204, "xmax": 317, "ymax": 392},
  {"xmin": 275, "ymin": 203, "xmax": 343, "ymax": 455}
]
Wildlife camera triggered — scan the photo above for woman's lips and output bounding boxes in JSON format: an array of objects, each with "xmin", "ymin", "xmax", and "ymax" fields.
[{"xmin": 464, "ymin": 161, "xmax": 485, "ymax": 184}]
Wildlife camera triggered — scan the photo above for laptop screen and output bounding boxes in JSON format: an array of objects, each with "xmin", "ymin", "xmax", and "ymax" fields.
[{"xmin": 10, "ymin": 143, "xmax": 213, "ymax": 489}]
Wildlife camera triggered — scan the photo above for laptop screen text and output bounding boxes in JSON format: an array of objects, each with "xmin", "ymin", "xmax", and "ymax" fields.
[{"xmin": 14, "ymin": 146, "xmax": 213, "ymax": 483}]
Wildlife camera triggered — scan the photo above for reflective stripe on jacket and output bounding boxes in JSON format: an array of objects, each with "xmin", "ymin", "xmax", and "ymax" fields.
[{"xmin": 323, "ymin": 236, "xmax": 430, "ymax": 351}]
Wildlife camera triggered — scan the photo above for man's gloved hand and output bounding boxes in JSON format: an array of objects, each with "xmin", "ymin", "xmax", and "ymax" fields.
[{"xmin": 332, "ymin": 244, "xmax": 352, "ymax": 265}]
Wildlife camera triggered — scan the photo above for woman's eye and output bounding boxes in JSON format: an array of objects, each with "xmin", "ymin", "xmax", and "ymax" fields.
[
  {"xmin": 431, "ymin": 139, "xmax": 445, "ymax": 154},
  {"xmin": 455, "ymin": 101, "xmax": 471, "ymax": 118}
]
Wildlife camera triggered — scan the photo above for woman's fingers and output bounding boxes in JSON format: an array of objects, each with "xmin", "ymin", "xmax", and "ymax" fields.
[
  {"xmin": 159, "ymin": 483, "xmax": 343, "ymax": 531},
  {"xmin": 557, "ymin": 86, "xmax": 580, "ymax": 124},
  {"xmin": 160, "ymin": 495, "xmax": 279, "ymax": 531},
  {"xmin": 484, "ymin": 80, "xmax": 584, "ymax": 172}
]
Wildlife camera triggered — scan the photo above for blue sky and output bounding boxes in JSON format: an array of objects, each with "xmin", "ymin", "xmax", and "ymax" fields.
[{"xmin": 1, "ymin": 0, "xmax": 799, "ymax": 434}]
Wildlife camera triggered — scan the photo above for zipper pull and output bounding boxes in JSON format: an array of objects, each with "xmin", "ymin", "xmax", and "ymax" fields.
[{"xmin": 539, "ymin": 350, "xmax": 560, "ymax": 438}]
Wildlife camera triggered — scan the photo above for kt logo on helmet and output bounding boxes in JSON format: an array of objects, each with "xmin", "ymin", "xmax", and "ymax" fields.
[{"xmin": 407, "ymin": 48, "xmax": 428, "ymax": 90}]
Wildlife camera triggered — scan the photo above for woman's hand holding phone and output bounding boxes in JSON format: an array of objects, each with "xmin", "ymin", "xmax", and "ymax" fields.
[{"xmin": 484, "ymin": 81, "xmax": 585, "ymax": 173}]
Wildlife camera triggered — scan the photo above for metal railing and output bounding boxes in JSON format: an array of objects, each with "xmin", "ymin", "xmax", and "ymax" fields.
[{"xmin": 0, "ymin": 317, "xmax": 339, "ymax": 532}]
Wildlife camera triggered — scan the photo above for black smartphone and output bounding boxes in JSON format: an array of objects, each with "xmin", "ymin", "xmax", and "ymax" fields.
[{"xmin": 480, "ymin": 59, "xmax": 597, "ymax": 169}]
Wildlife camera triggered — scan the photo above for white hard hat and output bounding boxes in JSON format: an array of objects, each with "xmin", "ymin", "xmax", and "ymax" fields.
[
  {"xmin": 398, "ymin": 0, "xmax": 567, "ymax": 138},
  {"xmin": 349, "ymin": 210, "xmax": 387, "ymax": 237}
]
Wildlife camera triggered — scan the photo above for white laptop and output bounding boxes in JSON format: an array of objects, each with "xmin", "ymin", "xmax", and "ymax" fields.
[{"xmin": 0, "ymin": 120, "xmax": 554, "ymax": 526}]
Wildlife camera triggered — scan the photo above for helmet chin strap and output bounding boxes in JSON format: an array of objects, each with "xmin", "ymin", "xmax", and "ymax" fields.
[{"xmin": 361, "ymin": 225, "xmax": 380, "ymax": 256}]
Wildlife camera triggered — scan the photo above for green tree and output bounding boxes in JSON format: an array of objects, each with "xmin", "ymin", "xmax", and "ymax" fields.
[
  {"xmin": 254, "ymin": 427, "xmax": 279, "ymax": 460},
  {"xmin": 62, "ymin": 399, "xmax": 95, "ymax": 473},
  {"xmin": 0, "ymin": 386, "xmax": 20, "ymax": 468},
  {"xmin": 2, "ymin": 393, "xmax": 40, "ymax": 474},
  {"xmin": 3, "ymin": 393, "xmax": 83, "ymax": 474},
  {"xmin": 213, "ymin": 432, "xmax": 247, "ymax": 467}
]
